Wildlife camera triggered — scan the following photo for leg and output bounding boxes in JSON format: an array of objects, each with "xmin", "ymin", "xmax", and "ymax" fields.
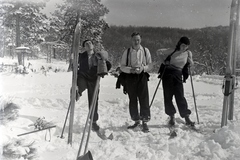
[
  {"xmin": 138, "ymin": 73, "xmax": 150, "ymax": 122},
  {"xmin": 162, "ymin": 75, "xmax": 176, "ymax": 116},
  {"xmin": 77, "ymin": 77, "xmax": 87, "ymax": 96},
  {"xmin": 126, "ymin": 75, "xmax": 140, "ymax": 121},
  {"xmin": 87, "ymin": 80, "xmax": 99, "ymax": 122},
  {"xmin": 174, "ymin": 79, "xmax": 191, "ymax": 118}
]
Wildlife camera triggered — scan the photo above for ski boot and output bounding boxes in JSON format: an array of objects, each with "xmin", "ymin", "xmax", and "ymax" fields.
[
  {"xmin": 185, "ymin": 116, "xmax": 195, "ymax": 126},
  {"xmin": 92, "ymin": 121, "xmax": 100, "ymax": 131},
  {"xmin": 168, "ymin": 115, "xmax": 175, "ymax": 126},
  {"xmin": 127, "ymin": 120, "xmax": 141, "ymax": 129},
  {"xmin": 142, "ymin": 121, "xmax": 149, "ymax": 133}
]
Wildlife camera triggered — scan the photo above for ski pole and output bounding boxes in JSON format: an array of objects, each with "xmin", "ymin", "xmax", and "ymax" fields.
[
  {"xmin": 60, "ymin": 101, "xmax": 71, "ymax": 138},
  {"xmin": 77, "ymin": 76, "xmax": 100, "ymax": 159},
  {"xmin": 149, "ymin": 66, "xmax": 166, "ymax": 108},
  {"xmin": 189, "ymin": 67, "xmax": 200, "ymax": 124}
]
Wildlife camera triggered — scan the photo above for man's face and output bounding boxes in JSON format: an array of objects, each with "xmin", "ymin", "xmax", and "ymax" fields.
[
  {"xmin": 84, "ymin": 41, "xmax": 94, "ymax": 51},
  {"xmin": 132, "ymin": 35, "xmax": 141, "ymax": 47}
]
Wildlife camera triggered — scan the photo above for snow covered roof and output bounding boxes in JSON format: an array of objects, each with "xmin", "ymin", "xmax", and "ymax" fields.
[{"xmin": 15, "ymin": 46, "xmax": 31, "ymax": 53}]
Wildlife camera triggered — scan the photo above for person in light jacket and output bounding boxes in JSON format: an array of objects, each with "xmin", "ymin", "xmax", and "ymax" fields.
[{"xmin": 120, "ymin": 32, "xmax": 152, "ymax": 132}]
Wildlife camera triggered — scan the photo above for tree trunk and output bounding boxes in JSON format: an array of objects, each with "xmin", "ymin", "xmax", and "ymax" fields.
[
  {"xmin": 2, "ymin": 28, "xmax": 5, "ymax": 57},
  {"xmin": 53, "ymin": 47, "xmax": 56, "ymax": 59},
  {"xmin": 16, "ymin": 15, "xmax": 20, "ymax": 47},
  {"xmin": 16, "ymin": 14, "xmax": 21, "ymax": 64}
]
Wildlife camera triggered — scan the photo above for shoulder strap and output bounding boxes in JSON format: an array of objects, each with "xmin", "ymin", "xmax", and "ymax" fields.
[
  {"xmin": 164, "ymin": 49, "xmax": 177, "ymax": 62},
  {"xmin": 143, "ymin": 47, "xmax": 147, "ymax": 65},
  {"xmin": 126, "ymin": 48, "xmax": 130, "ymax": 66},
  {"xmin": 126, "ymin": 47, "xmax": 147, "ymax": 66},
  {"xmin": 143, "ymin": 47, "xmax": 146, "ymax": 58}
]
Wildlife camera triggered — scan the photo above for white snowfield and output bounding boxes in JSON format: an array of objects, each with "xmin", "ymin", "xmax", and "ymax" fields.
[{"xmin": 1, "ymin": 57, "xmax": 240, "ymax": 160}]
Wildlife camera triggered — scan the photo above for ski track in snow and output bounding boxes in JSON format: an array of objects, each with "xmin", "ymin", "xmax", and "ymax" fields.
[{"xmin": 1, "ymin": 58, "xmax": 240, "ymax": 160}]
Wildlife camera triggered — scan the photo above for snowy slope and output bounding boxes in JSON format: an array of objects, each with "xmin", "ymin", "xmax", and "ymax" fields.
[{"xmin": 1, "ymin": 57, "xmax": 240, "ymax": 160}]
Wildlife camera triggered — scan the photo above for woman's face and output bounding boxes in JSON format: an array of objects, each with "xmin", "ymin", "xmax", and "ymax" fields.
[{"xmin": 180, "ymin": 43, "xmax": 189, "ymax": 51}]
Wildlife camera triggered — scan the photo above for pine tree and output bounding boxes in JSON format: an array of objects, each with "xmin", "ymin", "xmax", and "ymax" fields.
[
  {"xmin": 0, "ymin": 0, "xmax": 48, "ymax": 48},
  {"xmin": 49, "ymin": 0, "xmax": 109, "ymax": 71}
]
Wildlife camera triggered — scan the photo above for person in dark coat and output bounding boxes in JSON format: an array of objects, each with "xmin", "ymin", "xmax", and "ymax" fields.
[
  {"xmin": 76, "ymin": 39, "xmax": 111, "ymax": 131},
  {"xmin": 157, "ymin": 36, "xmax": 195, "ymax": 126}
]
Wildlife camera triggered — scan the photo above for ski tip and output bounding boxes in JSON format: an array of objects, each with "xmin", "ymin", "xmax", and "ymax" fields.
[
  {"xmin": 169, "ymin": 131, "xmax": 177, "ymax": 139},
  {"xmin": 108, "ymin": 133, "xmax": 114, "ymax": 140},
  {"xmin": 142, "ymin": 129, "xmax": 150, "ymax": 133}
]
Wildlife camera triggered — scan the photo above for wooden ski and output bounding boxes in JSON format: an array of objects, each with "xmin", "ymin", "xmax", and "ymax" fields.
[
  {"xmin": 68, "ymin": 20, "xmax": 82, "ymax": 144},
  {"xmin": 221, "ymin": 0, "xmax": 239, "ymax": 127},
  {"xmin": 17, "ymin": 125, "xmax": 56, "ymax": 137}
]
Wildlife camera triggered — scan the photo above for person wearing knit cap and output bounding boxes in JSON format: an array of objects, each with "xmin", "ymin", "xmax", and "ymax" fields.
[
  {"xmin": 76, "ymin": 39, "xmax": 112, "ymax": 132},
  {"xmin": 156, "ymin": 36, "xmax": 195, "ymax": 126}
]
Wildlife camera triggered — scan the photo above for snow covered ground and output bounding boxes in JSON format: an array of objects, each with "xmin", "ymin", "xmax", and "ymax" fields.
[{"xmin": 1, "ymin": 57, "xmax": 240, "ymax": 160}]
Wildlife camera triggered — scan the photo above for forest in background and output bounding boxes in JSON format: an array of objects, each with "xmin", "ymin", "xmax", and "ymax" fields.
[
  {"xmin": 102, "ymin": 25, "xmax": 229, "ymax": 75},
  {"xmin": 0, "ymin": 0, "xmax": 235, "ymax": 75}
]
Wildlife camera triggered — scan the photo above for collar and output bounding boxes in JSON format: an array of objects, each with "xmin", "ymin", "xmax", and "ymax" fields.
[{"xmin": 131, "ymin": 45, "xmax": 144, "ymax": 51}]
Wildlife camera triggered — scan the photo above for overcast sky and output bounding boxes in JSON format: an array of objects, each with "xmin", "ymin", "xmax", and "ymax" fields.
[{"xmin": 44, "ymin": 0, "xmax": 232, "ymax": 29}]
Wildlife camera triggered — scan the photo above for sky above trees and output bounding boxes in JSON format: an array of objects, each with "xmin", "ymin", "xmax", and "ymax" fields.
[{"xmin": 43, "ymin": 0, "xmax": 232, "ymax": 29}]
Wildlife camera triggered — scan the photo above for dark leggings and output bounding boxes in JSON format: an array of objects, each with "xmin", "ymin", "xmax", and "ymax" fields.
[
  {"xmin": 126, "ymin": 72, "xmax": 150, "ymax": 122},
  {"xmin": 162, "ymin": 68, "xmax": 191, "ymax": 118}
]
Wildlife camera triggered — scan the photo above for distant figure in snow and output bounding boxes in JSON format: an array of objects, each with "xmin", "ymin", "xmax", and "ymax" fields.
[
  {"xmin": 76, "ymin": 39, "xmax": 111, "ymax": 131},
  {"xmin": 120, "ymin": 32, "xmax": 152, "ymax": 132},
  {"xmin": 156, "ymin": 36, "xmax": 195, "ymax": 126}
]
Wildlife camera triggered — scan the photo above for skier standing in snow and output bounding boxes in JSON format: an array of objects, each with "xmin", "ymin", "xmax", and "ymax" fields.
[
  {"xmin": 120, "ymin": 32, "xmax": 152, "ymax": 132},
  {"xmin": 76, "ymin": 39, "xmax": 111, "ymax": 131},
  {"xmin": 156, "ymin": 36, "xmax": 195, "ymax": 126}
]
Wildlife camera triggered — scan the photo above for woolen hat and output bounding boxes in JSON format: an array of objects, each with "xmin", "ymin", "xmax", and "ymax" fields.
[{"xmin": 179, "ymin": 36, "xmax": 190, "ymax": 45}]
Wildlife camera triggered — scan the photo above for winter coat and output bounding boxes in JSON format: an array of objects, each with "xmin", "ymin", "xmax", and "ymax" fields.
[{"xmin": 78, "ymin": 51, "xmax": 111, "ymax": 81}]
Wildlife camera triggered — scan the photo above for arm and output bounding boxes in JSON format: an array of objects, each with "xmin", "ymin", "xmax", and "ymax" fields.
[
  {"xmin": 143, "ymin": 48, "xmax": 152, "ymax": 72},
  {"xmin": 187, "ymin": 50, "xmax": 194, "ymax": 66},
  {"xmin": 120, "ymin": 49, "xmax": 132, "ymax": 73}
]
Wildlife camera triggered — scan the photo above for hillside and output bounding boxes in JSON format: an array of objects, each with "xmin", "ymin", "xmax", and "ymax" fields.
[{"xmin": 102, "ymin": 25, "xmax": 229, "ymax": 75}]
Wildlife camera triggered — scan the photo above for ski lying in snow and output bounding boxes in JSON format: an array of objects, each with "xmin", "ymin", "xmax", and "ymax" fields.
[
  {"xmin": 127, "ymin": 124, "xmax": 149, "ymax": 133},
  {"xmin": 17, "ymin": 125, "xmax": 56, "ymax": 136},
  {"xmin": 178, "ymin": 120, "xmax": 203, "ymax": 133},
  {"xmin": 95, "ymin": 130, "xmax": 113, "ymax": 140},
  {"xmin": 184, "ymin": 124, "xmax": 202, "ymax": 133},
  {"xmin": 167, "ymin": 123, "xmax": 202, "ymax": 139},
  {"xmin": 142, "ymin": 129, "xmax": 149, "ymax": 133}
]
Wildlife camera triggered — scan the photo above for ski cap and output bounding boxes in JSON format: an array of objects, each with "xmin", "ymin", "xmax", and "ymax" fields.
[
  {"xmin": 82, "ymin": 39, "xmax": 93, "ymax": 47},
  {"xmin": 179, "ymin": 36, "xmax": 190, "ymax": 45}
]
